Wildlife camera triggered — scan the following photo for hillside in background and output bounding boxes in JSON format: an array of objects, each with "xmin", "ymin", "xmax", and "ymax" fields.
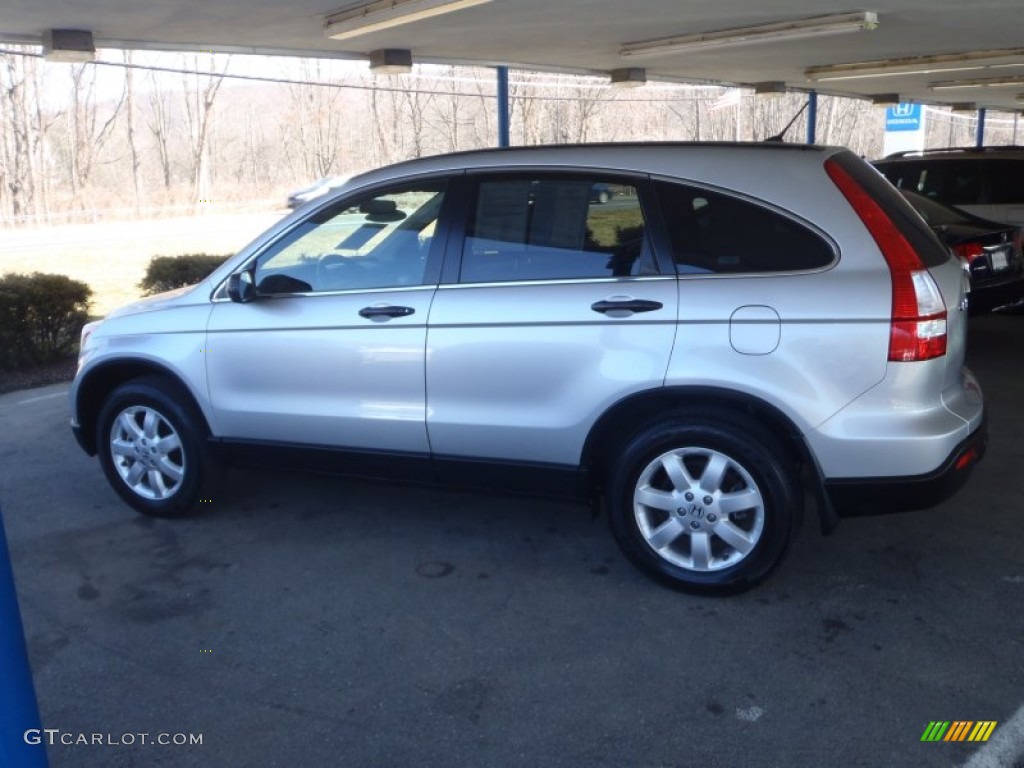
[{"xmin": 1, "ymin": 47, "xmax": 1020, "ymax": 227}]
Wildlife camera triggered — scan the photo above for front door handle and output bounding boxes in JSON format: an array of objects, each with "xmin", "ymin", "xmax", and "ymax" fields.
[
  {"xmin": 359, "ymin": 304, "xmax": 415, "ymax": 319},
  {"xmin": 591, "ymin": 298, "xmax": 664, "ymax": 315}
]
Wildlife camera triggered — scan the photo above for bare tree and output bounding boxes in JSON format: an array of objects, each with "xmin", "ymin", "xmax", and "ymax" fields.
[
  {"xmin": 0, "ymin": 52, "xmax": 35, "ymax": 222},
  {"xmin": 146, "ymin": 71, "xmax": 175, "ymax": 192},
  {"xmin": 181, "ymin": 53, "xmax": 229, "ymax": 209},
  {"xmin": 282, "ymin": 60, "xmax": 345, "ymax": 182},
  {"xmin": 65, "ymin": 62, "xmax": 127, "ymax": 208},
  {"xmin": 123, "ymin": 52, "xmax": 143, "ymax": 213}
]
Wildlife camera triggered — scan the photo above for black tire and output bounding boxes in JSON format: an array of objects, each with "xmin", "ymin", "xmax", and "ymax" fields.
[
  {"xmin": 605, "ymin": 408, "xmax": 800, "ymax": 595},
  {"xmin": 96, "ymin": 376, "xmax": 217, "ymax": 518}
]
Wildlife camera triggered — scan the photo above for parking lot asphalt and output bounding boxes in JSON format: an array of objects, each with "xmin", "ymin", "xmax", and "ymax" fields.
[{"xmin": 1, "ymin": 315, "xmax": 1022, "ymax": 768}]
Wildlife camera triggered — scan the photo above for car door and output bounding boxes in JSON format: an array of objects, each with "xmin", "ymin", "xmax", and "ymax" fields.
[
  {"xmin": 205, "ymin": 178, "xmax": 451, "ymax": 456},
  {"xmin": 425, "ymin": 173, "xmax": 678, "ymax": 470}
]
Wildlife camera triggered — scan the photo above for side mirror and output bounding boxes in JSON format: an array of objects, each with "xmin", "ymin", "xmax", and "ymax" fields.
[{"xmin": 226, "ymin": 270, "xmax": 256, "ymax": 304}]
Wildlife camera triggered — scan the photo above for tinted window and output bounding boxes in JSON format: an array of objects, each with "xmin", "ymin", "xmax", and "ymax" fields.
[
  {"xmin": 986, "ymin": 159, "xmax": 1024, "ymax": 204},
  {"xmin": 900, "ymin": 190, "xmax": 973, "ymax": 226},
  {"xmin": 460, "ymin": 178, "xmax": 656, "ymax": 283},
  {"xmin": 254, "ymin": 182, "xmax": 446, "ymax": 293},
  {"xmin": 654, "ymin": 181, "xmax": 833, "ymax": 274},
  {"xmin": 879, "ymin": 159, "xmax": 982, "ymax": 205}
]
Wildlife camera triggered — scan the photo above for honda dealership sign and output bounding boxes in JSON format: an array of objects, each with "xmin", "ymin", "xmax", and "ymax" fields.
[{"xmin": 883, "ymin": 103, "xmax": 926, "ymax": 156}]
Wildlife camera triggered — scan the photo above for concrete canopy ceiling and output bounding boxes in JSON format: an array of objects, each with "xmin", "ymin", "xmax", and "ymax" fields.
[{"xmin": 2, "ymin": 0, "xmax": 1024, "ymax": 113}]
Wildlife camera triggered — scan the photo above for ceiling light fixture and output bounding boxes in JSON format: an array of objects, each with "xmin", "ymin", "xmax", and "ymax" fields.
[
  {"xmin": 930, "ymin": 75, "xmax": 1024, "ymax": 91},
  {"xmin": 368, "ymin": 48, "xmax": 413, "ymax": 74},
  {"xmin": 325, "ymin": 0, "xmax": 492, "ymax": 41},
  {"xmin": 609, "ymin": 68, "xmax": 646, "ymax": 89},
  {"xmin": 806, "ymin": 48, "xmax": 1024, "ymax": 82},
  {"xmin": 753, "ymin": 81, "xmax": 788, "ymax": 94},
  {"xmin": 619, "ymin": 11, "xmax": 878, "ymax": 59},
  {"xmin": 42, "ymin": 29, "xmax": 95, "ymax": 63}
]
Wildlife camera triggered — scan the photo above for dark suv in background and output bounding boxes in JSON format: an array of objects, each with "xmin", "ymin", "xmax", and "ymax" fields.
[{"xmin": 874, "ymin": 146, "xmax": 1024, "ymax": 225}]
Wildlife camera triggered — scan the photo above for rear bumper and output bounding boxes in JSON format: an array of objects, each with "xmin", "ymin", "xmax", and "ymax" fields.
[
  {"xmin": 970, "ymin": 275, "xmax": 1024, "ymax": 314},
  {"xmin": 824, "ymin": 414, "xmax": 987, "ymax": 516}
]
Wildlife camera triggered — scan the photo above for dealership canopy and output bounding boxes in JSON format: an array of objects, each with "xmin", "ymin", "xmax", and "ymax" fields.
[{"xmin": 2, "ymin": 0, "xmax": 1024, "ymax": 112}]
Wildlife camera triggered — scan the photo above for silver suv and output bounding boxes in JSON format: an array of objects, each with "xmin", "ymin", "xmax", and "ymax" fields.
[{"xmin": 70, "ymin": 143, "xmax": 987, "ymax": 594}]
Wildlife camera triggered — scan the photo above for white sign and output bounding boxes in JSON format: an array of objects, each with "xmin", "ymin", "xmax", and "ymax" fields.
[{"xmin": 882, "ymin": 103, "xmax": 926, "ymax": 156}]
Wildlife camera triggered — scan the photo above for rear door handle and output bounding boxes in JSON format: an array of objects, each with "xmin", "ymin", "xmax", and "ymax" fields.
[
  {"xmin": 591, "ymin": 298, "xmax": 664, "ymax": 315},
  {"xmin": 359, "ymin": 304, "xmax": 415, "ymax": 319}
]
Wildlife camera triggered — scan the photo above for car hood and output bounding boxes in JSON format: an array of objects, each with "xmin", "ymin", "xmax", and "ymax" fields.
[{"xmin": 105, "ymin": 283, "xmax": 206, "ymax": 319}]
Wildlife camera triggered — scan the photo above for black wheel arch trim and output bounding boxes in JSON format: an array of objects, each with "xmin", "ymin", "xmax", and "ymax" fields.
[
  {"xmin": 580, "ymin": 385, "xmax": 838, "ymax": 534},
  {"xmin": 72, "ymin": 358, "xmax": 212, "ymax": 456}
]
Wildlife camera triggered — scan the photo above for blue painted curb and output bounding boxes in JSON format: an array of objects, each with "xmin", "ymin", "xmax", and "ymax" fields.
[{"xmin": 0, "ymin": 506, "xmax": 49, "ymax": 767}]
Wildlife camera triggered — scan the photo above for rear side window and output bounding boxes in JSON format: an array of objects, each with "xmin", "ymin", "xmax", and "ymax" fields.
[
  {"xmin": 653, "ymin": 181, "xmax": 834, "ymax": 274},
  {"xmin": 459, "ymin": 177, "xmax": 657, "ymax": 283},
  {"xmin": 987, "ymin": 159, "xmax": 1024, "ymax": 204}
]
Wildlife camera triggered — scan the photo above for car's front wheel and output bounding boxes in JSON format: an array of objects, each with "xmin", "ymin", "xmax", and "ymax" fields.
[
  {"xmin": 606, "ymin": 410, "xmax": 800, "ymax": 594},
  {"xmin": 96, "ymin": 376, "xmax": 215, "ymax": 517}
]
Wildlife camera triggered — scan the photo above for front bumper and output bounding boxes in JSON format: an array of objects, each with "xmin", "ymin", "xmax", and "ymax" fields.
[{"xmin": 824, "ymin": 414, "xmax": 987, "ymax": 516}]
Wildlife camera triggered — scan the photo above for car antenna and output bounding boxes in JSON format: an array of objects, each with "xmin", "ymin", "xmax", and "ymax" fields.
[{"xmin": 764, "ymin": 99, "xmax": 810, "ymax": 143}]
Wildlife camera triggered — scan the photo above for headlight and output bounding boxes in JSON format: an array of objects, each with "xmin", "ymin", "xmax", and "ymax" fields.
[{"xmin": 80, "ymin": 320, "xmax": 101, "ymax": 353}]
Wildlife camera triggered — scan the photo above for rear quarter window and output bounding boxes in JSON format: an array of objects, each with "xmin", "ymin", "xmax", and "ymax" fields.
[
  {"xmin": 653, "ymin": 181, "xmax": 834, "ymax": 275},
  {"xmin": 835, "ymin": 152, "xmax": 950, "ymax": 268}
]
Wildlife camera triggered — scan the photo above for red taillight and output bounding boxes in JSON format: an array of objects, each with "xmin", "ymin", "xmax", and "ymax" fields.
[
  {"xmin": 824, "ymin": 159, "xmax": 947, "ymax": 362},
  {"xmin": 952, "ymin": 242, "xmax": 984, "ymax": 263}
]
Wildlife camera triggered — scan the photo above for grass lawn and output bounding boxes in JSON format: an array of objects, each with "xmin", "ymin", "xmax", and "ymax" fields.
[{"xmin": 0, "ymin": 209, "xmax": 285, "ymax": 316}]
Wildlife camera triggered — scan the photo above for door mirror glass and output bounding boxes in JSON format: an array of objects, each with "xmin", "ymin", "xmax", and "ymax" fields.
[{"xmin": 227, "ymin": 270, "xmax": 257, "ymax": 303}]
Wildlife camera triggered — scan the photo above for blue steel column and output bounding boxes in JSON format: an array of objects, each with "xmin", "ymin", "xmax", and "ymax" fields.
[
  {"xmin": 806, "ymin": 91, "xmax": 818, "ymax": 144},
  {"xmin": 496, "ymin": 66, "xmax": 510, "ymax": 148},
  {"xmin": 0, "ymin": 507, "xmax": 48, "ymax": 767},
  {"xmin": 976, "ymin": 108, "xmax": 987, "ymax": 147}
]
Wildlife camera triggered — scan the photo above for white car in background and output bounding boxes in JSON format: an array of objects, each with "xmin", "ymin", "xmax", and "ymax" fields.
[{"xmin": 286, "ymin": 175, "xmax": 351, "ymax": 209}]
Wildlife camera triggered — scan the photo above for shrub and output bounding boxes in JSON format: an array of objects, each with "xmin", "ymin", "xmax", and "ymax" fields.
[
  {"xmin": 139, "ymin": 254, "xmax": 229, "ymax": 295},
  {"xmin": 0, "ymin": 272, "xmax": 92, "ymax": 370}
]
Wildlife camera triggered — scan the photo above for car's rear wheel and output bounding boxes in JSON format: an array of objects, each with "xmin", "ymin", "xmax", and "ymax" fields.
[
  {"xmin": 606, "ymin": 410, "xmax": 799, "ymax": 594},
  {"xmin": 96, "ymin": 376, "xmax": 216, "ymax": 517}
]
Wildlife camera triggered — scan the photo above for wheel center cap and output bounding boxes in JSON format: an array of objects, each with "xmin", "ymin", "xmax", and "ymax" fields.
[{"xmin": 678, "ymin": 504, "xmax": 705, "ymax": 518}]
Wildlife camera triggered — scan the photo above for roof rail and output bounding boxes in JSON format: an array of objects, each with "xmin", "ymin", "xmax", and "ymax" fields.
[{"xmin": 883, "ymin": 145, "xmax": 1024, "ymax": 158}]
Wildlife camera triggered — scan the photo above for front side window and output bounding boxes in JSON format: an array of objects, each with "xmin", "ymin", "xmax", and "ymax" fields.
[
  {"xmin": 654, "ymin": 181, "xmax": 834, "ymax": 275},
  {"xmin": 254, "ymin": 181, "xmax": 447, "ymax": 294},
  {"xmin": 459, "ymin": 177, "xmax": 656, "ymax": 283}
]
